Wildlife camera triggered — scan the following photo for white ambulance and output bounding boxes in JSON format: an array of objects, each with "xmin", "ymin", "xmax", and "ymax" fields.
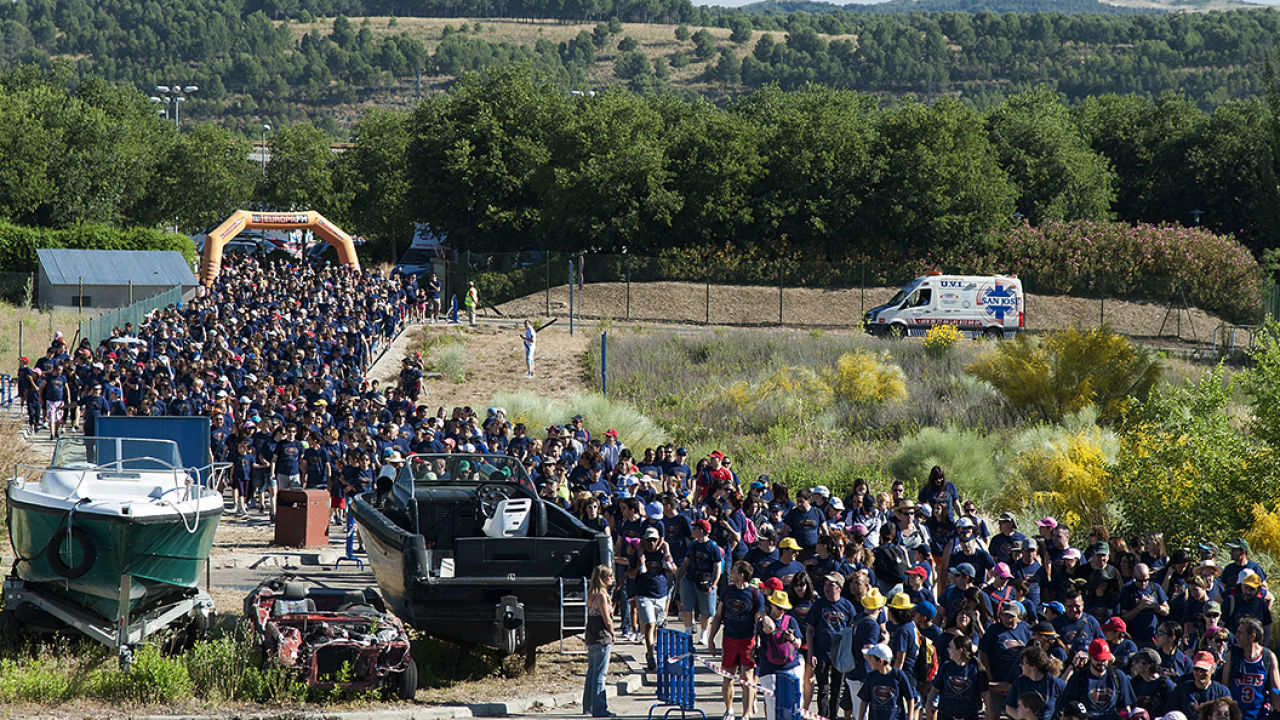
[{"xmin": 863, "ymin": 272, "xmax": 1024, "ymax": 338}]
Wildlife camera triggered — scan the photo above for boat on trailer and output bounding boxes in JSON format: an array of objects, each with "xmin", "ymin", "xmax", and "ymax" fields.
[
  {"xmin": 5, "ymin": 436, "xmax": 226, "ymax": 667},
  {"xmin": 350, "ymin": 453, "xmax": 608, "ymax": 665}
]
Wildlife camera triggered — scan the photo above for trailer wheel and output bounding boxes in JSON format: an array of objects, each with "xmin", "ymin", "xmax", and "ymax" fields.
[{"xmin": 44, "ymin": 526, "xmax": 97, "ymax": 579}]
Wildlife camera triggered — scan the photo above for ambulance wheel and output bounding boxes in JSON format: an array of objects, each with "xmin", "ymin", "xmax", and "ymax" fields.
[
  {"xmin": 983, "ymin": 327, "xmax": 1004, "ymax": 340},
  {"xmin": 887, "ymin": 325, "xmax": 908, "ymax": 339}
]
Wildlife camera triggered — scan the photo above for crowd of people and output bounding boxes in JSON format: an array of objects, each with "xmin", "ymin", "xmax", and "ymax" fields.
[
  {"xmin": 8, "ymin": 255, "xmax": 1276, "ymax": 720},
  {"xmin": 567, "ymin": 455, "xmax": 1277, "ymax": 720},
  {"xmin": 13, "ymin": 255, "xmax": 426, "ymax": 519}
]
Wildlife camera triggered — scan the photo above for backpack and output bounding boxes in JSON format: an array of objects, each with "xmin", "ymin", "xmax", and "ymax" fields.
[
  {"xmin": 832, "ymin": 626, "xmax": 857, "ymax": 673},
  {"xmin": 914, "ymin": 627, "xmax": 939, "ymax": 684},
  {"xmin": 743, "ymin": 516, "xmax": 758, "ymax": 545},
  {"xmin": 763, "ymin": 614, "xmax": 799, "ymax": 667}
]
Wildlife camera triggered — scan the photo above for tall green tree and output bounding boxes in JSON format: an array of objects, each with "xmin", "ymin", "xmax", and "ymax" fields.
[
  {"xmin": 148, "ymin": 123, "xmax": 257, "ymax": 233},
  {"xmin": 260, "ymin": 123, "xmax": 337, "ymax": 211},
  {"xmin": 985, "ymin": 86, "xmax": 1117, "ymax": 224},
  {"xmin": 334, "ymin": 107, "xmax": 414, "ymax": 262}
]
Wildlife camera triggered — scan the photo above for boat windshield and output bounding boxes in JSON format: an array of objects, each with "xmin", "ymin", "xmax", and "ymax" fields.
[
  {"xmin": 406, "ymin": 454, "xmax": 531, "ymax": 488},
  {"xmin": 50, "ymin": 436, "xmax": 183, "ymax": 472}
]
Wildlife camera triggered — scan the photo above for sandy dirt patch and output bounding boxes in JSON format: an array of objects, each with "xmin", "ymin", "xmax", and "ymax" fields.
[{"xmin": 496, "ymin": 281, "xmax": 1229, "ymax": 345}]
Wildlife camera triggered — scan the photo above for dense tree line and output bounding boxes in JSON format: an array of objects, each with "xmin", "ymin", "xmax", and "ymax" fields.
[
  {"xmin": 1, "ymin": 0, "xmax": 1278, "ymax": 129},
  {"xmin": 2, "ymin": 65, "xmax": 1277, "ymax": 268}
]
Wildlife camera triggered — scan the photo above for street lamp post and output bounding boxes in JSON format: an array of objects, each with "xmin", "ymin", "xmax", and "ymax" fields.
[
  {"xmin": 260, "ymin": 124, "xmax": 271, "ymax": 179},
  {"xmin": 1191, "ymin": 209, "xmax": 1204, "ymax": 225},
  {"xmin": 149, "ymin": 96, "xmax": 168, "ymax": 119},
  {"xmin": 154, "ymin": 84, "xmax": 199, "ymax": 128}
]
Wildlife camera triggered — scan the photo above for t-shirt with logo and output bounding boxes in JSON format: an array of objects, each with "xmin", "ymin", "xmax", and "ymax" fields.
[
  {"xmin": 1053, "ymin": 613, "xmax": 1103, "ymax": 655},
  {"xmin": 764, "ymin": 559, "xmax": 806, "ymax": 584},
  {"xmin": 858, "ymin": 667, "xmax": 919, "ymax": 720},
  {"xmin": 721, "ymin": 584, "xmax": 764, "ymax": 640},
  {"xmin": 933, "ymin": 660, "xmax": 989, "ymax": 719},
  {"xmin": 806, "ymin": 596, "xmax": 858, "ymax": 663},
  {"xmin": 1059, "ymin": 668, "xmax": 1135, "ymax": 720},
  {"xmin": 784, "ymin": 506, "xmax": 824, "ymax": 549},
  {"xmin": 664, "ymin": 513, "xmax": 692, "ymax": 564},
  {"xmin": 1006, "ymin": 672, "xmax": 1066, "ymax": 720},
  {"xmin": 274, "ymin": 439, "xmax": 303, "ymax": 475},
  {"xmin": 634, "ymin": 547, "xmax": 669, "ymax": 599},
  {"xmin": 745, "ymin": 547, "xmax": 779, "ymax": 581},
  {"xmin": 979, "ymin": 621, "xmax": 1031, "ymax": 684}
]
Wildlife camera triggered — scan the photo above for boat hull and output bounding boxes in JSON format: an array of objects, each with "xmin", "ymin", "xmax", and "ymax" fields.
[
  {"xmin": 353, "ymin": 493, "xmax": 606, "ymax": 651},
  {"xmin": 7, "ymin": 495, "xmax": 222, "ymax": 622}
]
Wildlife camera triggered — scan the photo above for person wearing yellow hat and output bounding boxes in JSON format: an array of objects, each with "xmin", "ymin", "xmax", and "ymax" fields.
[
  {"xmin": 758, "ymin": 589, "xmax": 803, "ymax": 720},
  {"xmin": 845, "ymin": 585, "xmax": 888, "ymax": 720},
  {"xmin": 766, "ymin": 537, "xmax": 806, "ymax": 585},
  {"xmin": 885, "ymin": 592, "xmax": 920, "ymax": 682}
]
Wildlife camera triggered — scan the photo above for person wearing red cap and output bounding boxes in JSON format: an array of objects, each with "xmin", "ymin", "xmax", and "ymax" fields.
[
  {"xmin": 674, "ymin": 518, "xmax": 722, "ymax": 644},
  {"xmin": 1100, "ymin": 617, "xmax": 1137, "ymax": 670},
  {"xmin": 1167, "ymin": 651, "xmax": 1229, "ymax": 720},
  {"xmin": 1055, "ymin": 638, "xmax": 1135, "ymax": 720}
]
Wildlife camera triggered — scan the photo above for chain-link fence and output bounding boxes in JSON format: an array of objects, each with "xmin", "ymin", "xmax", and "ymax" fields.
[
  {"xmin": 77, "ymin": 287, "xmax": 183, "ymax": 348},
  {"xmin": 444, "ymin": 252, "xmax": 1258, "ymax": 346}
]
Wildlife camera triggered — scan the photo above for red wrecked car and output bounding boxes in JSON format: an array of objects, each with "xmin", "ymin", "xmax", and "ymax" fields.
[{"xmin": 244, "ymin": 577, "xmax": 417, "ymax": 699}]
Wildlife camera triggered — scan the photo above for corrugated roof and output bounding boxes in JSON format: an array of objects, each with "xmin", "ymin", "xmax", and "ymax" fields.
[{"xmin": 36, "ymin": 249, "xmax": 197, "ymax": 287}]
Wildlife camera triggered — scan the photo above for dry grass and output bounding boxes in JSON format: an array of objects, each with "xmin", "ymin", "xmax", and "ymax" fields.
[
  {"xmin": 0, "ymin": 416, "xmax": 42, "ymax": 539},
  {"xmin": 0, "ymin": 303, "xmax": 82, "ymax": 368}
]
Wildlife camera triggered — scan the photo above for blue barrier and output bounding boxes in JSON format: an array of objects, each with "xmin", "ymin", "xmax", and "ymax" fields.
[
  {"xmin": 335, "ymin": 506, "xmax": 365, "ymax": 570},
  {"xmin": 0, "ymin": 374, "xmax": 12, "ymax": 408},
  {"xmin": 648, "ymin": 628, "xmax": 705, "ymax": 720},
  {"xmin": 775, "ymin": 671, "xmax": 802, "ymax": 720}
]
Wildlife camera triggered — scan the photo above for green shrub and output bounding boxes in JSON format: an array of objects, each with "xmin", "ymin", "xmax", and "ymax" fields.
[
  {"xmin": 888, "ymin": 427, "xmax": 997, "ymax": 502},
  {"xmin": 0, "ymin": 657, "xmax": 73, "ymax": 702},
  {"xmin": 432, "ymin": 344, "xmax": 470, "ymax": 383},
  {"xmin": 967, "ymin": 325, "xmax": 1161, "ymax": 425},
  {"xmin": 618, "ymin": 36, "xmax": 638, "ymax": 52},
  {"xmin": 0, "ymin": 221, "xmax": 196, "ymax": 272},
  {"xmin": 1109, "ymin": 366, "xmax": 1275, "ymax": 547},
  {"xmin": 675, "ymin": 24, "xmax": 691, "ymax": 41},
  {"xmin": 91, "ymin": 644, "xmax": 192, "ymax": 704}
]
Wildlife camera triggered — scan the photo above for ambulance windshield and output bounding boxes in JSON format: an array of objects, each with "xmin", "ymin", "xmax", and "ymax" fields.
[{"xmin": 888, "ymin": 278, "xmax": 923, "ymax": 308}]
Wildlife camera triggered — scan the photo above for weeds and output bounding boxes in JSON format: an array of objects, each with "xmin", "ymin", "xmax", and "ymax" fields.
[
  {"xmin": 492, "ymin": 390, "xmax": 666, "ymax": 450},
  {"xmin": 433, "ymin": 345, "xmax": 470, "ymax": 383}
]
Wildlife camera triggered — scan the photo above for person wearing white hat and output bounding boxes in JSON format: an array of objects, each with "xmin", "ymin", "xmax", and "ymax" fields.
[{"xmin": 858, "ymin": 642, "xmax": 919, "ymax": 720}]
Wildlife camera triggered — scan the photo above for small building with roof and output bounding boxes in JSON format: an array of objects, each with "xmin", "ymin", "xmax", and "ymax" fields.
[{"xmin": 36, "ymin": 248, "xmax": 198, "ymax": 311}]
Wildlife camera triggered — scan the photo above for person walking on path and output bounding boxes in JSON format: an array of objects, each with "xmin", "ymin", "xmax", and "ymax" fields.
[
  {"xmin": 465, "ymin": 281, "xmax": 479, "ymax": 326},
  {"xmin": 583, "ymin": 564, "xmax": 617, "ymax": 718},
  {"xmin": 522, "ymin": 320, "xmax": 537, "ymax": 378}
]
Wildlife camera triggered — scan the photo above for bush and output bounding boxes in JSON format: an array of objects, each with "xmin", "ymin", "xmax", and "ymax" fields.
[
  {"xmin": 432, "ymin": 344, "xmax": 469, "ymax": 383},
  {"xmin": 989, "ymin": 221, "xmax": 1266, "ymax": 324},
  {"xmin": 670, "ymin": 51, "xmax": 689, "ymax": 69},
  {"xmin": 0, "ymin": 657, "xmax": 73, "ymax": 702},
  {"xmin": 922, "ymin": 324, "xmax": 960, "ymax": 359},
  {"xmin": 0, "ymin": 221, "xmax": 196, "ymax": 272},
  {"xmin": 1245, "ymin": 503, "xmax": 1280, "ymax": 560},
  {"xmin": 675, "ymin": 24, "xmax": 691, "ymax": 41},
  {"xmin": 491, "ymin": 390, "xmax": 667, "ymax": 450},
  {"xmin": 967, "ymin": 325, "xmax": 1161, "ymax": 425},
  {"xmin": 888, "ymin": 427, "xmax": 997, "ymax": 502},
  {"xmin": 1109, "ymin": 366, "xmax": 1276, "ymax": 547},
  {"xmin": 618, "ymin": 36, "xmax": 638, "ymax": 52},
  {"xmin": 92, "ymin": 644, "xmax": 193, "ymax": 704},
  {"xmin": 831, "ymin": 350, "xmax": 907, "ymax": 406},
  {"xmin": 993, "ymin": 410, "xmax": 1118, "ymax": 532}
]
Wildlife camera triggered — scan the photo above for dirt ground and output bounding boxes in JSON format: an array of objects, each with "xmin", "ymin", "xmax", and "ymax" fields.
[
  {"xmin": 496, "ymin": 281, "xmax": 1230, "ymax": 346},
  {"xmin": 375, "ymin": 322, "xmax": 594, "ymax": 411}
]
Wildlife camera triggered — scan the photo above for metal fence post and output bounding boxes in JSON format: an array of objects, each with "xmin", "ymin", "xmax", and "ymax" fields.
[
  {"xmin": 705, "ymin": 266, "xmax": 710, "ymax": 326},
  {"xmin": 860, "ymin": 259, "xmax": 866, "ymax": 313},
  {"xmin": 545, "ymin": 256, "xmax": 550, "ymax": 317},
  {"xmin": 600, "ymin": 331, "xmax": 607, "ymax": 397},
  {"xmin": 1099, "ymin": 270, "xmax": 1105, "ymax": 328},
  {"xmin": 569, "ymin": 260, "xmax": 575, "ymax": 337},
  {"xmin": 625, "ymin": 254, "xmax": 631, "ymax": 321},
  {"xmin": 778, "ymin": 260, "xmax": 783, "ymax": 326}
]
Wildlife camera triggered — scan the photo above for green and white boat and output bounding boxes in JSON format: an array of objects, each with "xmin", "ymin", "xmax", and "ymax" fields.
[{"xmin": 6, "ymin": 436, "xmax": 224, "ymax": 633}]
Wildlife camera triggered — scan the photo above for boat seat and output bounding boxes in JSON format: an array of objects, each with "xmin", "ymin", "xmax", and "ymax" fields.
[{"xmin": 482, "ymin": 498, "xmax": 532, "ymax": 538}]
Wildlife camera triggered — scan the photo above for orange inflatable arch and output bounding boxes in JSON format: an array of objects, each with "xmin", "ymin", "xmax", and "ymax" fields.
[{"xmin": 199, "ymin": 210, "xmax": 361, "ymax": 285}]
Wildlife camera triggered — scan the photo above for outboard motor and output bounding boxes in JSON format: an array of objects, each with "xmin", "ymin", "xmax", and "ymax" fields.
[{"xmin": 493, "ymin": 595, "xmax": 526, "ymax": 654}]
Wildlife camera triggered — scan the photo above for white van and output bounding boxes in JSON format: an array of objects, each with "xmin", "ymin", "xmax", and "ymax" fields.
[{"xmin": 863, "ymin": 272, "xmax": 1024, "ymax": 338}]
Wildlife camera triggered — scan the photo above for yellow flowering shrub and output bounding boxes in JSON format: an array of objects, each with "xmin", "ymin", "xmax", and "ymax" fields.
[
  {"xmin": 994, "ymin": 418, "xmax": 1117, "ymax": 531},
  {"xmin": 831, "ymin": 350, "xmax": 907, "ymax": 405},
  {"xmin": 1245, "ymin": 504, "xmax": 1280, "ymax": 559},
  {"xmin": 709, "ymin": 365, "xmax": 834, "ymax": 430},
  {"xmin": 922, "ymin": 324, "xmax": 961, "ymax": 358}
]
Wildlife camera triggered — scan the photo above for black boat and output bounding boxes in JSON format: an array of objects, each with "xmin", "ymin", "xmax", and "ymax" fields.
[{"xmin": 351, "ymin": 454, "xmax": 608, "ymax": 662}]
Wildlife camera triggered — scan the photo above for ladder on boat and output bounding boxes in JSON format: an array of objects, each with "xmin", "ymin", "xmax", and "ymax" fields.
[{"xmin": 558, "ymin": 577, "xmax": 588, "ymax": 654}]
